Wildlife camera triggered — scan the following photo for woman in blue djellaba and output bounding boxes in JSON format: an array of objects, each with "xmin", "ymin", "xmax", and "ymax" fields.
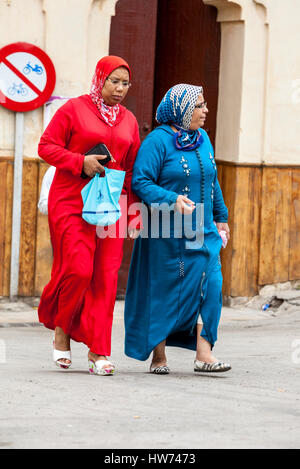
[{"xmin": 124, "ymin": 84, "xmax": 231, "ymax": 374}]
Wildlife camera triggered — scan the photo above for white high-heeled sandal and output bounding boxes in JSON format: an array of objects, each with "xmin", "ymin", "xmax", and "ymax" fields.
[
  {"xmin": 88, "ymin": 358, "xmax": 115, "ymax": 376},
  {"xmin": 53, "ymin": 338, "xmax": 72, "ymax": 369}
]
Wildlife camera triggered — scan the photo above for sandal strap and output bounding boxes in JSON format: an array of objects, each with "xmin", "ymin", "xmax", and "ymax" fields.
[
  {"xmin": 150, "ymin": 365, "xmax": 170, "ymax": 374},
  {"xmin": 194, "ymin": 360, "xmax": 231, "ymax": 372},
  {"xmin": 90, "ymin": 359, "xmax": 114, "ymax": 370},
  {"xmin": 53, "ymin": 348, "xmax": 71, "ymax": 362}
]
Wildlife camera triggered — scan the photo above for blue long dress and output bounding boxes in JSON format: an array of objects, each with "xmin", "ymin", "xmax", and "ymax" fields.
[{"xmin": 124, "ymin": 124, "xmax": 228, "ymax": 361}]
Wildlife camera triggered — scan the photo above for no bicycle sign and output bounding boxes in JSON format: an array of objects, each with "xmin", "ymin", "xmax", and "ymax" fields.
[
  {"xmin": 0, "ymin": 42, "xmax": 56, "ymax": 112},
  {"xmin": 0, "ymin": 42, "xmax": 56, "ymax": 299}
]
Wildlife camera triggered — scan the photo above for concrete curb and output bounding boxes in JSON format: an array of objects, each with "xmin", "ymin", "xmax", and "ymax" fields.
[{"xmin": 1, "ymin": 297, "xmax": 298, "ymax": 327}]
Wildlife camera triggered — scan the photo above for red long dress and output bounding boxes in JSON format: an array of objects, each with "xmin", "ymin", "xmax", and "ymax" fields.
[{"xmin": 38, "ymin": 94, "xmax": 140, "ymax": 355}]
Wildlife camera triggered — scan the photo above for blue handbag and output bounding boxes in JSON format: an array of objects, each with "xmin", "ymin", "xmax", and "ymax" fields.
[{"xmin": 81, "ymin": 168, "xmax": 125, "ymax": 226}]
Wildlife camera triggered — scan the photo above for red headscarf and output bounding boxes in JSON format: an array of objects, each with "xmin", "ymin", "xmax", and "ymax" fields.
[{"xmin": 90, "ymin": 55, "xmax": 131, "ymax": 126}]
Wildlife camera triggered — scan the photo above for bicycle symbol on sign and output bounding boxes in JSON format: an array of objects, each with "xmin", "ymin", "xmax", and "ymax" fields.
[
  {"xmin": 23, "ymin": 61, "xmax": 43, "ymax": 75},
  {"xmin": 7, "ymin": 82, "xmax": 28, "ymax": 96}
]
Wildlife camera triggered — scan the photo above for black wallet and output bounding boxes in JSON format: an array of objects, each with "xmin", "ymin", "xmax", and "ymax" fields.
[{"xmin": 81, "ymin": 142, "xmax": 112, "ymax": 179}]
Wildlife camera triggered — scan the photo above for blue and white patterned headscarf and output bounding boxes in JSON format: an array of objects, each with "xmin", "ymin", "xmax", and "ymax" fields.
[{"xmin": 156, "ymin": 84, "xmax": 204, "ymax": 150}]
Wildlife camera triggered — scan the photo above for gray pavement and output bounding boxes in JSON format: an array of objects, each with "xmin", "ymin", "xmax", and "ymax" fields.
[{"xmin": 0, "ymin": 297, "xmax": 299, "ymax": 449}]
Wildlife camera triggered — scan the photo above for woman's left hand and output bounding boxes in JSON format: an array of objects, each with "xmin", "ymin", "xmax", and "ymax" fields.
[
  {"xmin": 128, "ymin": 228, "xmax": 140, "ymax": 239},
  {"xmin": 216, "ymin": 222, "xmax": 230, "ymax": 240}
]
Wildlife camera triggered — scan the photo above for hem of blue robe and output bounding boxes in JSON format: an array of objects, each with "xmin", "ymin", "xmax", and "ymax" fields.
[{"xmin": 124, "ymin": 328, "xmax": 217, "ymax": 362}]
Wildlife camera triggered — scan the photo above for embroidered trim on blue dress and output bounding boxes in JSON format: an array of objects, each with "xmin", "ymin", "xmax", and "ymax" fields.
[{"xmin": 179, "ymin": 156, "xmax": 191, "ymax": 176}]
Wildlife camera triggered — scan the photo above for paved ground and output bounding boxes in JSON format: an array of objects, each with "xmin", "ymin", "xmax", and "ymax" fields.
[{"xmin": 0, "ymin": 298, "xmax": 299, "ymax": 449}]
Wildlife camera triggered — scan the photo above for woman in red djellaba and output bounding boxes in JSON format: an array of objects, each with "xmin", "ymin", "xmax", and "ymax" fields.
[{"xmin": 38, "ymin": 56, "xmax": 140, "ymax": 375}]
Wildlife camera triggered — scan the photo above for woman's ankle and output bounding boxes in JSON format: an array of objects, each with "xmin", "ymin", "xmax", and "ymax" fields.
[
  {"xmin": 88, "ymin": 351, "xmax": 107, "ymax": 361},
  {"xmin": 152, "ymin": 353, "xmax": 167, "ymax": 366},
  {"xmin": 54, "ymin": 327, "xmax": 70, "ymax": 350},
  {"xmin": 196, "ymin": 335, "xmax": 215, "ymax": 362},
  {"xmin": 195, "ymin": 353, "xmax": 217, "ymax": 363}
]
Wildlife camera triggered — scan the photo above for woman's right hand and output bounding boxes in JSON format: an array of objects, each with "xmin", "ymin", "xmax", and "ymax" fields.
[
  {"xmin": 175, "ymin": 195, "xmax": 195, "ymax": 214},
  {"xmin": 82, "ymin": 154, "xmax": 107, "ymax": 178}
]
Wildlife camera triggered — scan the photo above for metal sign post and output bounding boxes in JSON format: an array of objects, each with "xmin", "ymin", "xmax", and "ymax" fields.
[
  {"xmin": 10, "ymin": 112, "xmax": 24, "ymax": 299},
  {"xmin": 0, "ymin": 42, "xmax": 56, "ymax": 299}
]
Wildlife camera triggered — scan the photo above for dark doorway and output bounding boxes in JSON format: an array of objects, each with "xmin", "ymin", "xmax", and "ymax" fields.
[
  {"xmin": 110, "ymin": 0, "xmax": 158, "ymax": 142},
  {"xmin": 110, "ymin": 0, "xmax": 221, "ymax": 296},
  {"xmin": 153, "ymin": 0, "xmax": 221, "ymax": 145},
  {"xmin": 110, "ymin": 0, "xmax": 158, "ymax": 297}
]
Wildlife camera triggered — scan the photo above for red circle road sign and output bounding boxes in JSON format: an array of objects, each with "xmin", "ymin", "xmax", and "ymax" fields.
[{"xmin": 0, "ymin": 42, "xmax": 56, "ymax": 112}]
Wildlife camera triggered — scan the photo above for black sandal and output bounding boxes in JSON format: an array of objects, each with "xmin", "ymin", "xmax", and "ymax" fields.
[
  {"xmin": 149, "ymin": 364, "xmax": 170, "ymax": 374},
  {"xmin": 194, "ymin": 360, "xmax": 231, "ymax": 373}
]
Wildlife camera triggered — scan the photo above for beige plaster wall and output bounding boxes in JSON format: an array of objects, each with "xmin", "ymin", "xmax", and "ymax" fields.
[
  {"xmin": 1, "ymin": 0, "xmax": 299, "ymax": 166},
  {"xmin": 263, "ymin": 0, "xmax": 300, "ymax": 165},
  {"xmin": 204, "ymin": 0, "xmax": 300, "ymax": 165},
  {"xmin": 0, "ymin": 0, "xmax": 117, "ymax": 158}
]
